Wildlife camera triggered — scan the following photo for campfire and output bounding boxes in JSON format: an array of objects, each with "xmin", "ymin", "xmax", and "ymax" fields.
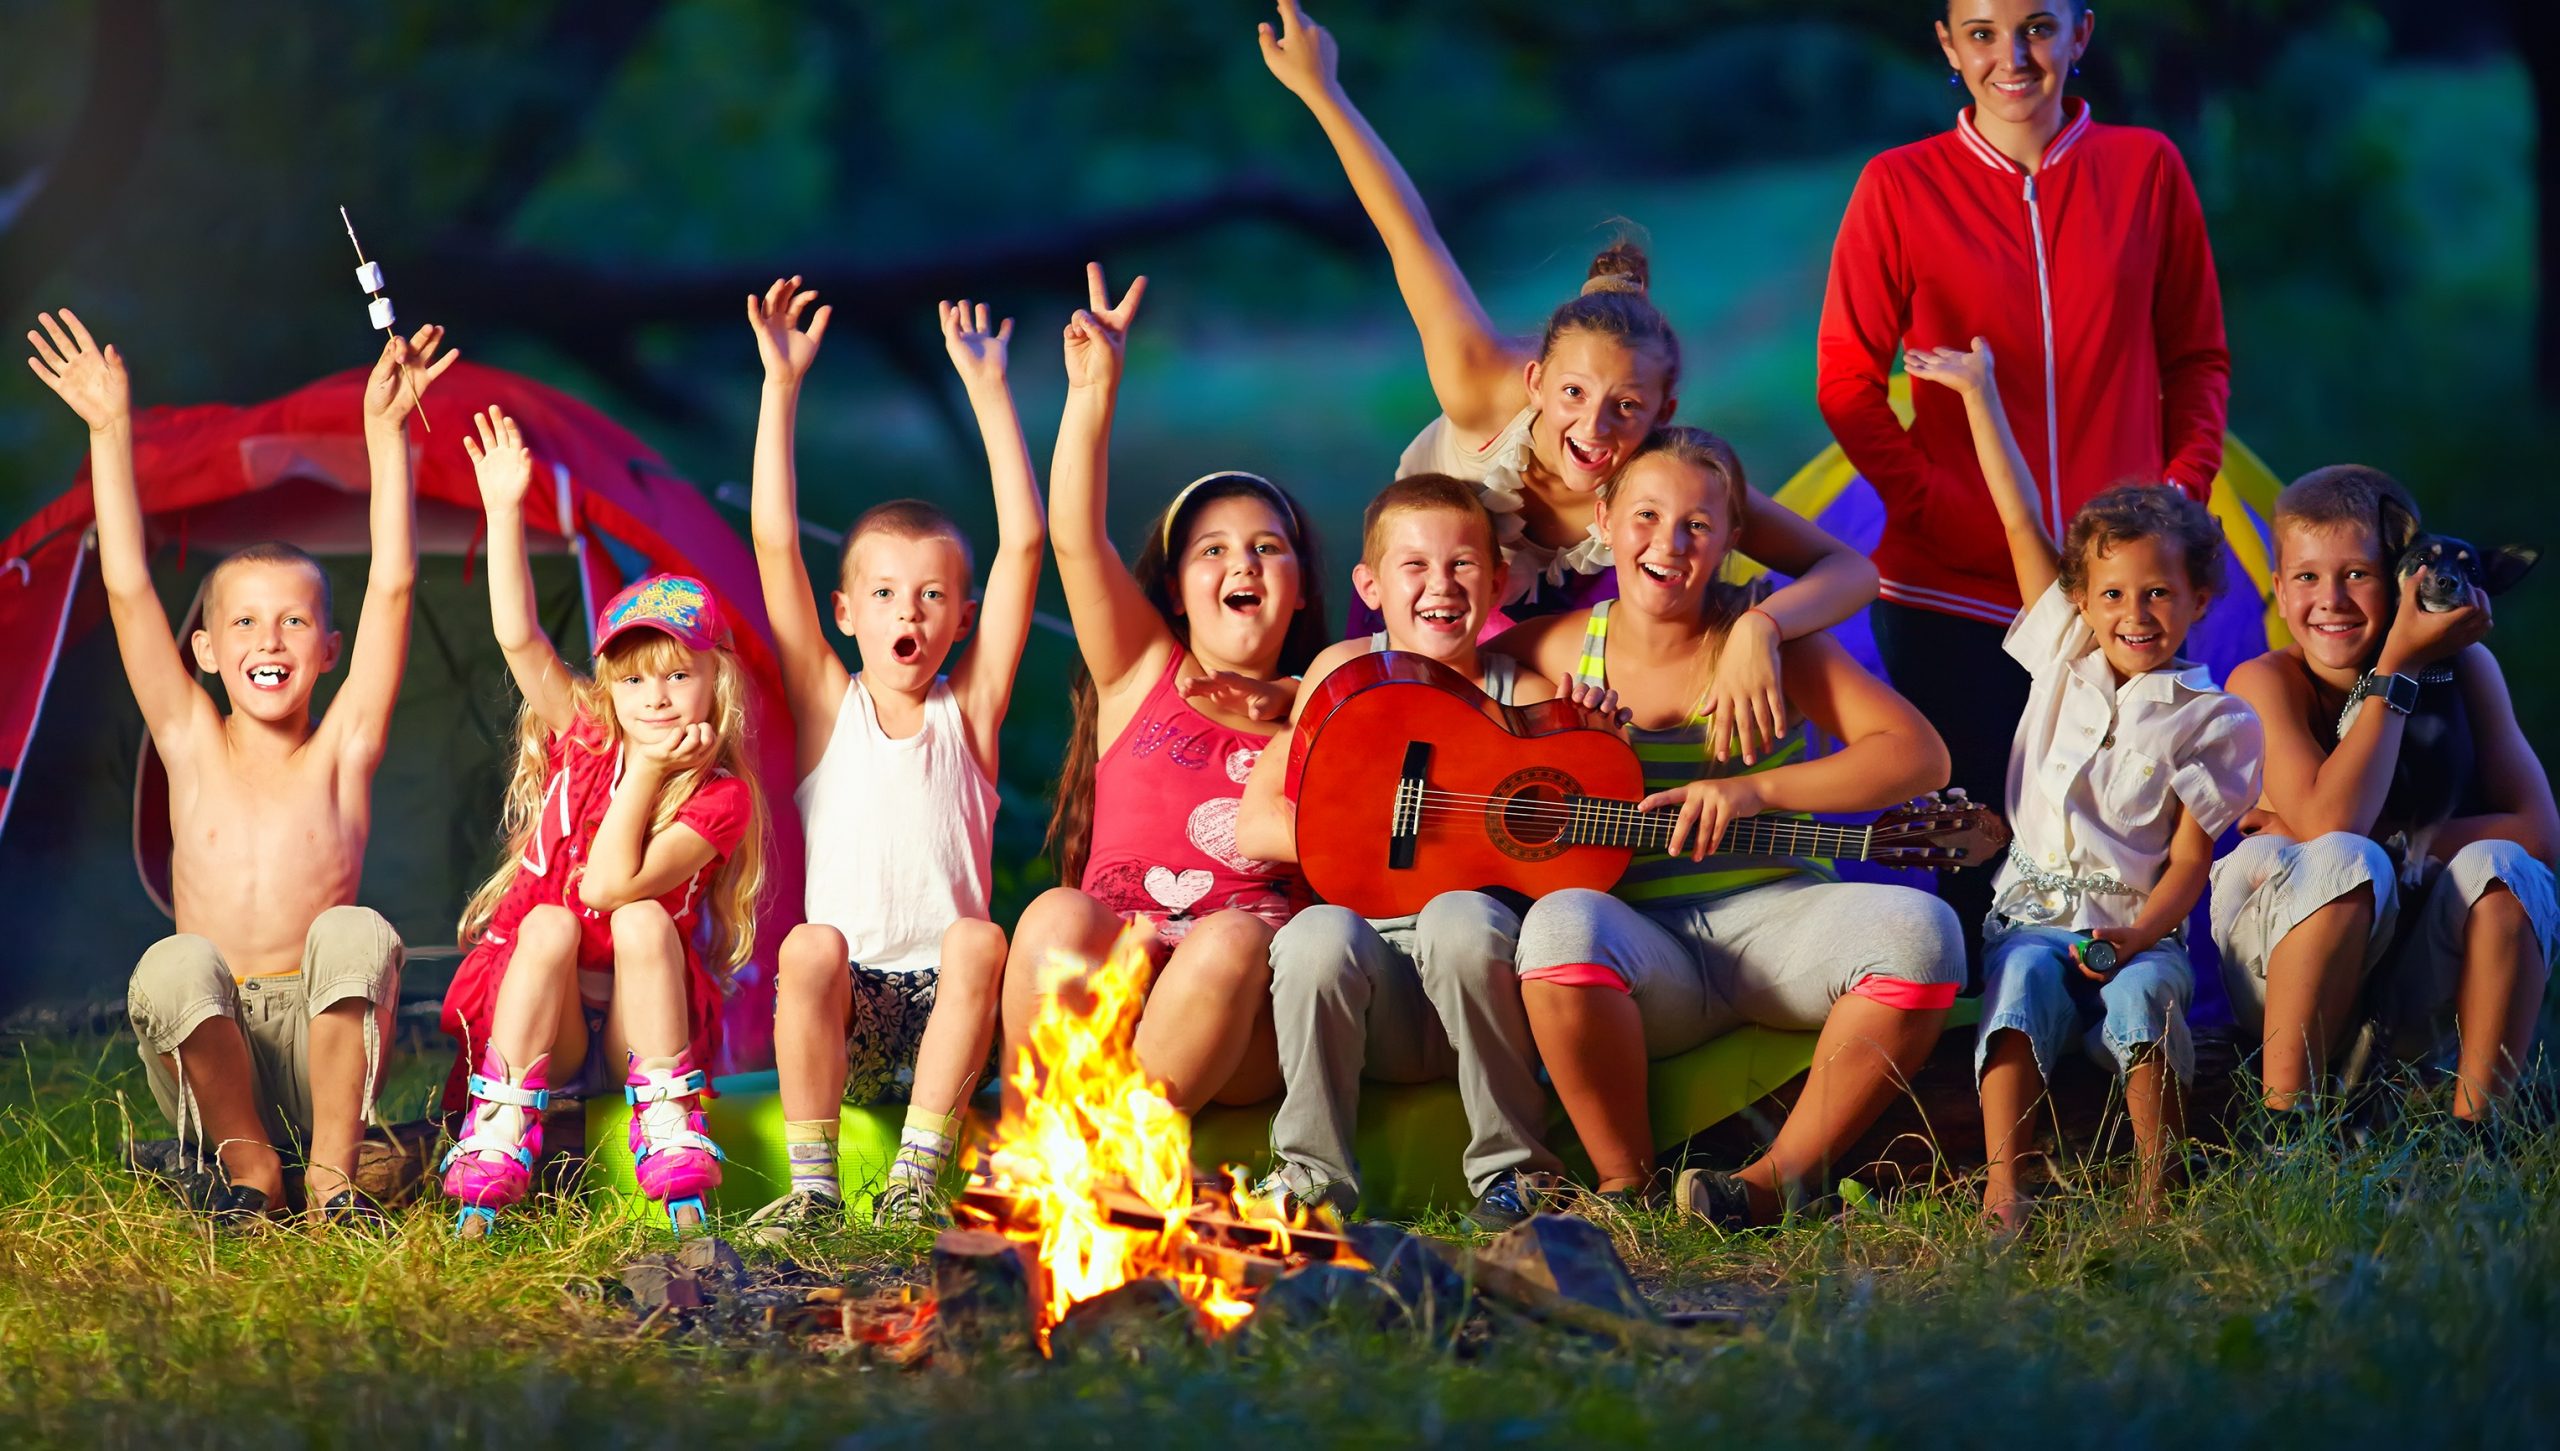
[{"xmin": 954, "ymin": 924, "xmax": 1358, "ymax": 1348}]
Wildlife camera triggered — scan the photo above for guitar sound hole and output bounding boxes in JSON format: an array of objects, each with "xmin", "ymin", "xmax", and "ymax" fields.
[{"xmin": 1487, "ymin": 766, "xmax": 1577, "ymax": 862}]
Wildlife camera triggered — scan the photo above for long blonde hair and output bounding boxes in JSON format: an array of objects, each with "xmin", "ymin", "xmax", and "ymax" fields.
[{"xmin": 457, "ymin": 630, "xmax": 769, "ymax": 979}]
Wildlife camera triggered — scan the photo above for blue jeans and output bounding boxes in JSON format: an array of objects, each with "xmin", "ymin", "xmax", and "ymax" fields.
[{"xmin": 1975, "ymin": 922, "xmax": 2194, "ymax": 1085}]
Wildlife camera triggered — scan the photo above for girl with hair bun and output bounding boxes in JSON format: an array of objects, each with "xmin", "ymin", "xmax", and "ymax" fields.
[{"xmin": 1260, "ymin": 0, "xmax": 1877, "ymax": 763}]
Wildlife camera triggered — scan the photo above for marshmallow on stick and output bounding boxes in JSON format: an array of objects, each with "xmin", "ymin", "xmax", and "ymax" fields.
[{"xmin": 340, "ymin": 206, "xmax": 430, "ymax": 431}]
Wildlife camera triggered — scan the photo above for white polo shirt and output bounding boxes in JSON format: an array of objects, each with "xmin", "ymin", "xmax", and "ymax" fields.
[{"xmin": 1991, "ymin": 583, "xmax": 2264, "ymax": 930}]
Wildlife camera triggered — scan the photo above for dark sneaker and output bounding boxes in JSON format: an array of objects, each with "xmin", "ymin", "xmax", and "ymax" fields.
[
  {"xmin": 871, "ymin": 1179, "xmax": 951, "ymax": 1230},
  {"xmin": 313, "ymin": 1188, "xmax": 387, "ymax": 1232},
  {"xmin": 744, "ymin": 1188, "xmax": 846, "ymax": 1246},
  {"xmin": 1465, "ymin": 1170, "xmax": 1559, "ymax": 1232},
  {"xmin": 125, "ymin": 1138, "xmax": 277, "ymax": 1224},
  {"xmin": 1671, "ymin": 1167, "xmax": 1758, "ymax": 1231}
]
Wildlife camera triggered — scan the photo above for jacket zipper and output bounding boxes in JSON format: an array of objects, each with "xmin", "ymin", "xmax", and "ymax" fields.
[{"xmin": 2023, "ymin": 172, "xmax": 2064, "ymax": 543}]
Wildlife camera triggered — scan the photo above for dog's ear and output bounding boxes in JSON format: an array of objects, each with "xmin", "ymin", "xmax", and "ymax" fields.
[{"xmin": 2481, "ymin": 544, "xmax": 2541, "ymax": 596}]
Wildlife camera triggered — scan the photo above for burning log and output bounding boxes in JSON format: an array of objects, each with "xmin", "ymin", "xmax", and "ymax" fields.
[
  {"xmin": 1047, "ymin": 1277, "xmax": 1203, "ymax": 1363},
  {"xmin": 930, "ymin": 1230, "xmax": 1037, "ymax": 1363}
]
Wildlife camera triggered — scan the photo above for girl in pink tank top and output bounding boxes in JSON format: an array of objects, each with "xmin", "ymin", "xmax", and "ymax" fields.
[{"xmin": 999, "ymin": 265, "xmax": 1329, "ymax": 1116}]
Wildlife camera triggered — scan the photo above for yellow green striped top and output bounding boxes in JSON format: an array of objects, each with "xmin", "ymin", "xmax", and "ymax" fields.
[{"xmin": 1575, "ymin": 601, "xmax": 1834, "ymax": 905}]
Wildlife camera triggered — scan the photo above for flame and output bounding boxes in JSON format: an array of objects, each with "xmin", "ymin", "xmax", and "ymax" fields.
[{"xmin": 982, "ymin": 922, "xmax": 1260, "ymax": 1341}]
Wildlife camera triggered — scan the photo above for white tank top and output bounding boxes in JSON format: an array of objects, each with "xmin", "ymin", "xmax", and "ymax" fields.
[{"xmin": 795, "ymin": 676, "xmax": 997, "ymax": 974}]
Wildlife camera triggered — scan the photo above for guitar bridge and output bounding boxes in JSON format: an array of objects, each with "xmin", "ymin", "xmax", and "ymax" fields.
[{"xmin": 1390, "ymin": 742, "xmax": 1431, "ymax": 870}]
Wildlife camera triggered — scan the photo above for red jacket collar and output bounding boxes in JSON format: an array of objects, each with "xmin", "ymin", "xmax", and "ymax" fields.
[{"xmin": 1954, "ymin": 97, "xmax": 2094, "ymax": 175}]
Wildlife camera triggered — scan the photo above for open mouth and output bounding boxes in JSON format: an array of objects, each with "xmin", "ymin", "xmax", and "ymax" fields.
[
  {"xmin": 2114, "ymin": 631, "xmax": 2162, "ymax": 651},
  {"xmin": 1415, "ymin": 604, "xmax": 1467, "ymax": 631},
  {"xmin": 1637, "ymin": 562, "xmax": 1679, "ymax": 587},
  {"xmin": 1562, "ymin": 435, "xmax": 1610, "ymax": 473},
  {"xmin": 1222, "ymin": 589, "xmax": 1264, "ymax": 616},
  {"xmin": 2307, "ymin": 619, "xmax": 2365, "ymax": 640},
  {"xmin": 1992, "ymin": 76, "xmax": 2039, "ymax": 97},
  {"xmin": 892, "ymin": 632, "xmax": 922, "ymax": 664},
  {"xmin": 245, "ymin": 664, "xmax": 291, "ymax": 691}
]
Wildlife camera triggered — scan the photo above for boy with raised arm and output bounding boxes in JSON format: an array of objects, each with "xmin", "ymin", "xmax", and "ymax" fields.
[
  {"xmin": 25, "ymin": 309, "xmax": 456, "ymax": 1222},
  {"xmin": 740, "ymin": 280, "xmax": 1045, "ymax": 1237}
]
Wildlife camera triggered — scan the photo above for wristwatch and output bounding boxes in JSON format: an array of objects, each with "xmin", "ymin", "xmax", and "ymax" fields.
[{"xmin": 2345, "ymin": 669, "xmax": 2421, "ymax": 718}]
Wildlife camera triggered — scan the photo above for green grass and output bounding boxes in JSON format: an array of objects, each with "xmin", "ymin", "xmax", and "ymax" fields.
[{"xmin": 6, "ymin": 1034, "xmax": 2558, "ymax": 1447}]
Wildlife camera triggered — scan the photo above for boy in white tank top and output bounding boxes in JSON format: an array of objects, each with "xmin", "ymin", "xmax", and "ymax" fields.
[{"xmin": 740, "ymin": 281, "xmax": 1046, "ymax": 1235}]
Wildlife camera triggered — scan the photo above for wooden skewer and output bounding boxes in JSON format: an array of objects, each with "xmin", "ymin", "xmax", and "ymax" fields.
[{"xmin": 339, "ymin": 206, "xmax": 431, "ymax": 433}]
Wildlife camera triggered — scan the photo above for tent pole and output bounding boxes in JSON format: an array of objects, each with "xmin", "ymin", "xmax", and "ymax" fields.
[
  {"xmin": 0, "ymin": 530, "xmax": 90, "ymax": 855},
  {"xmin": 556, "ymin": 461, "xmax": 599, "ymax": 656}
]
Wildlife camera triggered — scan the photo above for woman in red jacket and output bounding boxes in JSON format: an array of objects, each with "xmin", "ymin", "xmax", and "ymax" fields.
[{"xmin": 1817, "ymin": 0, "xmax": 2230, "ymax": 956}]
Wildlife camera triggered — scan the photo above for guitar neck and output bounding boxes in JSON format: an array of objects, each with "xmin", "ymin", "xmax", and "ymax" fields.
[{"xmin": 1564, "ymin": 797, "xmax": 1877, "ymax": 861}]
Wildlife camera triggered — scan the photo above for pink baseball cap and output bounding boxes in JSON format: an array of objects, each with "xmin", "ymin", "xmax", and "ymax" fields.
[{"xmin": 594, "ymin": 573, "xmax": 730, "ymax": 653}]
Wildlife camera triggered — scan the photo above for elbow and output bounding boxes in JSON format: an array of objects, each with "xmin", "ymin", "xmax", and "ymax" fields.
[
  {"xmin": 576, "ymin": 873, "xmax": 634, "ymax": 914},
  {"xmin": 1910, "ymin": 728, "xmax": 1954, "ymax": 798}
]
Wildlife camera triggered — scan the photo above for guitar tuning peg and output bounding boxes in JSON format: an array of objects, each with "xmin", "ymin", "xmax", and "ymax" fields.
[{"xmin": 1946, "ymin": 787, "xmax": 1969, "ymax": 803}]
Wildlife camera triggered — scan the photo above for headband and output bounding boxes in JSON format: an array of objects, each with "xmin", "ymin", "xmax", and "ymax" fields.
[{"xmin": 1160, "ymin": 471, "xmax": 1301, "ymax": 553}]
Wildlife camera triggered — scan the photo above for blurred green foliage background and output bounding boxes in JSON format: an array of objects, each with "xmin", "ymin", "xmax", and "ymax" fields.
[{"xmin": 1, "ymin": 0, "xmax": 2552, "ymax": 974}]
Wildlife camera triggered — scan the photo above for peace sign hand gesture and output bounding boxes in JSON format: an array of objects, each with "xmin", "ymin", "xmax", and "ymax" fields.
[
  {"xmin": 1257, "ymin": 0, "xmax": 1340, "ymax": 104},
  {"xmin": 1063, "ymin": 261, "xmax": 1147, "ymax": 394}
]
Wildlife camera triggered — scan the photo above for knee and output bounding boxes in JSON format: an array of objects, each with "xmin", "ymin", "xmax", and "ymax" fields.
[
  {"xmin": 1516, "ymin": 888, "xmax": 1619, "ymax": 972},
  {"xmin": 939, "ymin": 919, "xmax": 1009, "ymax": 994},
  {"xmin": 1015, "ymin": 886, "xmax": 1108, "ymax": 943},
  {"xmin": 609, "ymin": 899, "xmax": 678, "ymax": 946},
  {"xmin": 130, "ymin": 934, "xmax": 229, "ymax": 1005},
  {"xmin": 1416, "ymin": 890, "xmax": 1520, "ymax": 961},
  {"xmin": 2303, "ymin": 832, "xmax": 2393, "ymax": 918},
  {"xmin": 306, "ymin": 906, "xmax": 401, "ymax": 1012},
  {"xmin": 514, "ymin": 903, "xmax": 582, "ymax": 962},
  {"xmin": 1860, "ymin": 891, "xmax": 1966, "ymax": 988},
  {"xmin": 1179, "ymin": 910, "xmax": 1277, "ymax": 992},
  {"xmin": 1268, "ymin": 907, "xmax": 1364, "ymax": 993}
]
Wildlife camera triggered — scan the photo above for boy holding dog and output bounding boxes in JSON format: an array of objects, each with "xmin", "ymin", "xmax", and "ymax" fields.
[{"xmin": 2219, "ymin": 465, "xmax": 2555, "ymax": 1132}]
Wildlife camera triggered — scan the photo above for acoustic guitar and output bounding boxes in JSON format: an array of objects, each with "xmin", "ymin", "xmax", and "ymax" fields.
[{"xmin": 1285, "ymin": 650, "xmax": 2010, "ymax": 919}]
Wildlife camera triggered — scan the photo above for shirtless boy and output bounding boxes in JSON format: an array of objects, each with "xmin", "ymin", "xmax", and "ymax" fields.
[{"xmin": 26, "ymin": 309, "xmax": 456, "ymax": 1221}]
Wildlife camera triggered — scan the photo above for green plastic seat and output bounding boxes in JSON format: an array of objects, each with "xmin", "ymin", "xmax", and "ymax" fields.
[{"xmin": 585, "ymin": 1070, "xmax": 913, "ymax": 1221}]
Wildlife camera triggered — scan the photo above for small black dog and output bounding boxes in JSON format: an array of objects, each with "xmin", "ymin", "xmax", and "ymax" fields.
[
  {"xmin": 2337, "ymin": 528, "xmax": 2539, "ymax": 881},
  {"xmin": 2395, "ymin": 531, "xmax": 2538, "ymax": 612}
]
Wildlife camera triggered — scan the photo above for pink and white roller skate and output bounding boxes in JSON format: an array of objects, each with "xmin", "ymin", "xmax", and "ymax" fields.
[
  {"xmin": 625, "ymin": 1052, "xmax": 723, "ymax": 1234},
  {"xmin": 439, "ymin": 1047, "xmax": 552, "ymax": 1238}
]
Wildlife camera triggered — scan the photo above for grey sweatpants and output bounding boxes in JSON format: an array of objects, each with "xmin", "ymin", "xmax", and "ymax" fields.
[{"xmin": 1266, "ymin": 891, "xmax": 1555, "ymax": 1202}]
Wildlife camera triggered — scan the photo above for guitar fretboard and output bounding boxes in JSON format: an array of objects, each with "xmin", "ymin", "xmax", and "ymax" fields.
[{"xmin": 1561, "ymin": 796, "xmax": 1878, "ymax": 860}]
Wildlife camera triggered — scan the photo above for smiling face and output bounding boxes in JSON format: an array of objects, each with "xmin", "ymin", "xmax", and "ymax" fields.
[
  {"xmin": 1597, "ymin": 452, "xmax": 1737, "ymax": 621},
  {"xmin": 1938, "ymin": 1, "xmax": 2091, "ymax": 132},
  {"xmin": 191, "ymin": 558, "xmax": 340, "ymax": 726},
  {"xmin": 1525, "ymin": 331, "xmax": 1676, "ymax": 495},
  {"xmin": 835, "ymin": 529, "xmax": 976, "ymax": 693},
  {"xmin": 601, "ymin": 631, "xmax": 717, "ymax": 747},
  {"xmin": 2275, "ymin": 519, "xmax": 2395, "ymax": 676},
  {"xmin": 1354, "ymin": 506, "xmax": 1506, "ymax": 666},
  {"xmin": 2072, "ymin": 533, "xmax": 2210, "ymax": 681},
  {"xmin": 1173, "ymin": 494, "xmax": 1305, "ymax": 673}
]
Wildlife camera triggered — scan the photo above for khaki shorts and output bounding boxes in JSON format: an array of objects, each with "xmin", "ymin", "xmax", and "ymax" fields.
[
  {"xmin": 2213, "ymin": 833, "xmax": 2558, "ymax": 1068},
  {"xmin": 126, "ymin": 906, "xmax": 404, "ymax": 1148}
]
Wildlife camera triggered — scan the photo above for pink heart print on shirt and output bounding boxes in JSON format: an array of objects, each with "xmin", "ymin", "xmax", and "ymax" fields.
[{"xmin": 1144, "ymin": 866, "xmax": 1215, "ymax": 916}]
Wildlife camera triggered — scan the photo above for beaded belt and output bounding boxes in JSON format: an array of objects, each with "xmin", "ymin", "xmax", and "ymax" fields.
[{"xmin": 1993, "ymin": 848, "xmax": 2144, "ymax": 925}]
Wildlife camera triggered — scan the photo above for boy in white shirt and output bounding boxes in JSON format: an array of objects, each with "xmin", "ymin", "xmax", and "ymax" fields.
[
  {"xmin": 1910, "ymin": 339, "xmax": 2263, "ymax": 1231},
  {"xmin": 740, "ymin": 280, "xmax": 1045, "ymax": 1235}
]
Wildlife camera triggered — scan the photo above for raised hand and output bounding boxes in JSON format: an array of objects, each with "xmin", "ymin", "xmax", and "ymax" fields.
[
  {"xmin": 748, "ymin": 276, "xmax": 831, "ymax": 387},
  {"xmin": 2378, "ymin": 567, "xmax": 2492, "ymax": 675},
  {"xmin": 1903, "ymin": 336, "xmax": 1997, "ymax": 401},
  {"xmin": 635, "ymin": 720, "xmax": 718, "ymax": 779},
  {"xmin": 464, "ymin": 407, "xmax": 534, "ymax": 515},
  {"xmin": 1063, "ymin": 262, "xmax": 1147, "ymax": 393},
  {"xmin": 940, "ymin": 298, "xmax": 1013, "ymax": 393},
  {"xmin": 363, "ymin": 323, "xmax": 459, "ymax": 426},
  {"xmin": 24, "ymin": 309, "xmax": 128, "ymax": 432},
  {"xmin": 1257, "ymin": 0, "xmax": 1340, "ymax": 103}
]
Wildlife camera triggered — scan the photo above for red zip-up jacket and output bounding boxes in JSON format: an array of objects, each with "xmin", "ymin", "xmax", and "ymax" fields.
[{"xmin": 1817, "ymin": 101, "xmax": 2230, "ymax": 626}]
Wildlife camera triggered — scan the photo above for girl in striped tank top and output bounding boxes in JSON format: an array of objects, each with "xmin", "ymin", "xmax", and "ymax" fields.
[{"xmin": 1495, "ymin": 428, "xmax": 1965, "ymax": 1229}]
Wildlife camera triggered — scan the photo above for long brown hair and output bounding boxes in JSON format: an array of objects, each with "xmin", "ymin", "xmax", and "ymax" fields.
[
  {"xmin": 458, "ymin": 630, "xmax": 770, "ymax": 979},
  {"xmin": 1044, "ymin": 473, "xmax": 1330, "ymax": 885}
]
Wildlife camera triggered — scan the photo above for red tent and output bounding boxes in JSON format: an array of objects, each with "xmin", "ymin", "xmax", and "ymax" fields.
[{"xmin": 0, "ymin": 361, "xmax": 803, "ymax": 1071}]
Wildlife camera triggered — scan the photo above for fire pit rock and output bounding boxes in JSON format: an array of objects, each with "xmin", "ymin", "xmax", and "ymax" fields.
[
  {"xmin": 1047, "ymin": 1277, "xmax": 1204, "ymax": 1364},
  {"xmin": 1246, "ymin": 1261, "xmax": 1401, "ymax": 1335}
]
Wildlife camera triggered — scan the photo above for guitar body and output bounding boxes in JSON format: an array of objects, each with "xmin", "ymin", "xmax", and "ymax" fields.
[{"xmin": 1288, "ymin": 651, "xmax": 1644, "ymax": 919}]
